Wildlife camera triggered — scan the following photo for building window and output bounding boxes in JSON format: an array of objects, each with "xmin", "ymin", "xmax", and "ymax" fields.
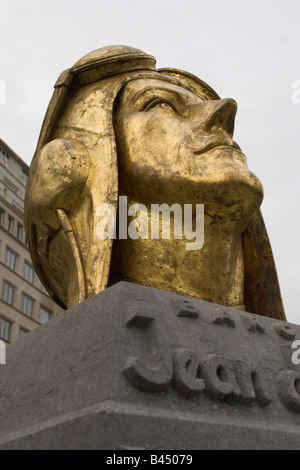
[
  {"xmin": 0, "ymin": 317, "xmax": 12, "ymax": 342},
  {"xmin": 0, "ymin": 149, "xmax": 9, "ymax": 168},
  {"xmin": 2, "ymin": 281, "xmax": 15, "ymax": 305},
  {"xmin": 19, "ymin": 327, "xmax": 28, "ymax": 338},
  {"xmin": 41, "ymin": 285, "xmax": 49, "ymax": 296},
  {"xmin": 7, "ymin": 216, "xmax": 14, "ymax": 233},
  {"xmin": 39, "ymin": 306, "xmax": 52, "ymax": 324},
  {"xmin": 17, "ymin": 223, "xmax": 23, "ymax": 241},
  {"xmin": 21, "ymin": 169, "xmax": 28, "ymax": 185},
  {"xmin": 5, "ymin": 248, "xmax": 17, "ymax": 271},
  {"xmin": 4, "ymin": 177, "xmax": 18, "ymax": 194},
  {"xmin": 21, "ymin": 293, "xmax": 34, "ymax": 317},
  {"xmin": 23, "ymin": 261, "xmax": 35, "ymax": 284},
  {"xmin": 0, "ymin": 208, "xmax": 4, "ymax": 225},
  {"xmin": 12, "ymin": 202, "xmax": 24, "ymax": 215}
]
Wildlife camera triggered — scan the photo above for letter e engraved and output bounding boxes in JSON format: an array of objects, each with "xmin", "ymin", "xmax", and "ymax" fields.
[
  {"xmin": 277, "ymin": 370, "xmax": 300, "ymax": 412},
  {"xmin": 241, "ymin": 314, "xmax": 265, "ymax": 334},
  {"xmin": 212, "ymin": 311, "xmax": 236, "ymax": 328},
  {"xmin": 274, "ymin": 324, "xmax": 296, "ymax": 341},
  {"xmin": 201, "ymin": 355, "xmax": 241, "ymax": 401},
  {"xmin": 234, "ymin": 361, "xmax": 272, "ymax": 406},
  {"xmin": 173, "ymin": 349, "xmax": 205, "ymax": 397},
  {"xmin": 122, "ymin": 312, "xmax": 172, "ymax": 392},
  {"xmin": 177, "ymin": 300, "xmax": 199, "ymax": 318}
]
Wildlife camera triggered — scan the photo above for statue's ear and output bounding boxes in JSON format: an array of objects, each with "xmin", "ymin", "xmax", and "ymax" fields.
[
  {"xmin": 25, "ymin": 138, "xmax": 90, "ymax": 230},
  {"xmin": 242, "ymin": 210, "xmax": 286, "ymax": 321}
]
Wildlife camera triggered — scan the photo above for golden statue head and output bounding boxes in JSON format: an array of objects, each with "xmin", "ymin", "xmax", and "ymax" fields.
[{"xmin": 24, "ymin": 45, "xmax": 285, "ymax": 321}]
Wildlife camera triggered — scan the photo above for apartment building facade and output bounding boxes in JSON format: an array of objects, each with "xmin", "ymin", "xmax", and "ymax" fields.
[{"xmin": 0, "ymin": 138, "xmax": 62, "ymax": 343}]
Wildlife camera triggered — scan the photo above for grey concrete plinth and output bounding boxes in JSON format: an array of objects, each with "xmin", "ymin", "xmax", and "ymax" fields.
[{"xmin": 0, "ymin": 281, "xmax": 299, "ymax": 450}]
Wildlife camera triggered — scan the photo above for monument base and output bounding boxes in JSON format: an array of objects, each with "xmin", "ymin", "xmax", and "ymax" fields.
[
  {"xmin": 1, "ymin": 400, "xmax": 300, "ymax": 450},
  {"xmin": 0, "ymin": 282, "xmax": 299, "ymax": 450}
]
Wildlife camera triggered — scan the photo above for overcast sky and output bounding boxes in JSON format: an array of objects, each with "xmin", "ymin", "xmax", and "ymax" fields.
[{"xmin": 0, "ymin": 0, "xmax": 299, "ymax": 324}]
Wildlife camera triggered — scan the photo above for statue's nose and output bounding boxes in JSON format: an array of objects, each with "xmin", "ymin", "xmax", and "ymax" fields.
[{"xmin": 202, "ymin": 98, "xmax": 237, "ymax": 137}]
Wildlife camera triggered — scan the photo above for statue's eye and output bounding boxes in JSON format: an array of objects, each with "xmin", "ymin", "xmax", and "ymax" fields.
[{"xmin": 144, "ymin": 98, "xmax": 177, "ymax": 113}]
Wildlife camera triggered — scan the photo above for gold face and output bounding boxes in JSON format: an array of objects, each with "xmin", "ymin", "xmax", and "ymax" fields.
[
  {"xmin": 24, "ymin": 45, "xmax": 285, "ymax": 321},
  {"xmin": 115, "ymin": 78, "xmax": 263, "ymax": 233}
]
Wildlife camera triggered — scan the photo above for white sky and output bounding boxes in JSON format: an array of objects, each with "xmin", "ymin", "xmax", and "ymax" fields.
[{"xmin": 0, "ymin": 0, "xmax": 299, "ymax": 324}]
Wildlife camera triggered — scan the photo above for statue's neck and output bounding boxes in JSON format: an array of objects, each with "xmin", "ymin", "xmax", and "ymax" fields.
[{"xmin": 111, "ymin": 202, "xmax": 245, "ymax": 309}]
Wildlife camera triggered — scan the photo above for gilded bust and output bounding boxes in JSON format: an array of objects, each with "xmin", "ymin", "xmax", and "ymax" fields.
[{"xmin": 24, "ymin": 45, "xmax": 285, "ymax": 321}]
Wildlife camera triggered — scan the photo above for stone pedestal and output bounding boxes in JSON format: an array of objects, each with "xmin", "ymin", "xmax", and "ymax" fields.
[{"xmin": 0, "ymin": 281, "xmax": 299, "ymax": 449}]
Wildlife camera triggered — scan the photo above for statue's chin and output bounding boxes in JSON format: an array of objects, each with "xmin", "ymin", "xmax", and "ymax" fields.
[
  {"xmin": 185, "ymin": 160, "xmax": 264, "ymax": 231},
  {"xmin": 122, "ymin": 147, "xmax": 263, "ymax": 231}
]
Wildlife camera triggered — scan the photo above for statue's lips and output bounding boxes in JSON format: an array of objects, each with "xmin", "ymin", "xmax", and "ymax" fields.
[
  {"xmin": 194, "ymin": 141, "xmax": 241, "ymax": 155},
  {"xmin": 194, "ymin": 143, "xmax": 247, "ymax": 166}
]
